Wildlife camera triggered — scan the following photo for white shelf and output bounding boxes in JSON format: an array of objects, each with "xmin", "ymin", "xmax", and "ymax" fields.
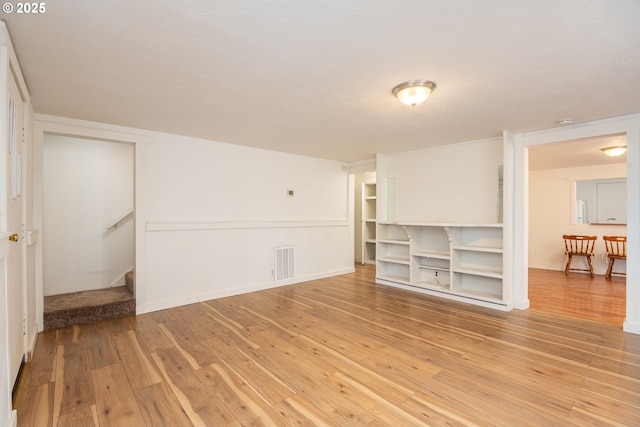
[
  {"xmin": 378, "ymin": 256, "xmax": 411, "ymax": 265},
  {"xmin": 377, "ymin": 223, "xmax": 409, "ymax": 242},
  {"xmin": 378, "ymin": 238, "xmax": 409, "ymax": 245},
  {"xmin": 417, "ymin": 265, "xmax": 441, "ymax": 271},
  {"xmin": 412, "ymin": 250, "xmax": 450, "ymax": 259},
  {"xmin": 377, "ymin": 223, "xmax": 505, "ymax": 308},
  {"xmin": 412, "ymin": 281, "xmax": 451, "ymax": 291},
  {"xmin": 361, "ymin": 181, "xmax": 377, "ymax": 265},
  {"xmin": 452, "ymin": 266, "xmax": 503, "ymax": 279},
  {"xmin": 377, "ymin": 274, "xmax": 411, "ymax": 285},
  {"xmin": 452, "ymin": 244, "xmax": 502, "ymax": 253}
]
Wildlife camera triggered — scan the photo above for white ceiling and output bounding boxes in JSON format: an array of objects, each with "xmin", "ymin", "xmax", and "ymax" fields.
[
  {"xmin": 528, "ymin": 133, "xmax": 627, "ymax": 170},
  {"xmin": 3, "ymin": 0, "xmax": 640, "ymax": 162}
]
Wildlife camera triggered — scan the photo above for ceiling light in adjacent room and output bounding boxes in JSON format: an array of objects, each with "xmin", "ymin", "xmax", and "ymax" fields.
[
  {"xmin": 600, "ymin": 146, "xmax": 627, "ymax": 157},
  {"xmin": 392, "ymin": 80, "xmax": 436, "ymax": 107}
]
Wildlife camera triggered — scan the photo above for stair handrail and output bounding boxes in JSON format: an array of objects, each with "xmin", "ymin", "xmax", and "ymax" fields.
[{"xmin": 105, "ymin": 209, "xmax": 134, "ymax": 231}]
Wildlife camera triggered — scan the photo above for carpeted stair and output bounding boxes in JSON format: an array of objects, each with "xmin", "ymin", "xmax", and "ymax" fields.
[
  {"xmin": 125, "ymin": 270, "xmax": 134, "ymax": 294},
  {"xmin": 43, "ymin": 271, "xmax": 135, "ymax": 330}
]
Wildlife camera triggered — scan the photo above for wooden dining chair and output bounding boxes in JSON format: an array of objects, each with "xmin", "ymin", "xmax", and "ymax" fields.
[
  {"xmin": 563, "ymin": 235, "xmax": 596, "ymax": 277},
  {"xmin": 603, "ymin": 236, "xmax": 626, "ymax": 279}
]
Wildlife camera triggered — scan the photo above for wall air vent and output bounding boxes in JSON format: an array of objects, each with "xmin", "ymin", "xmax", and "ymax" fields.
[{"xmin": 274, "ymin": 246, "xmax": 295, "ymax": 281}]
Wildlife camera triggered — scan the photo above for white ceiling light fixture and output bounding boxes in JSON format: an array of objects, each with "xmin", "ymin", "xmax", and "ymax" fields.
[
  {"xmin": 392, "ymin": 80, "xmax": 436, "ymax": 107},
  {"xmin": 600, "ymin": 146, "xmax": 627, "ymax": 157}
]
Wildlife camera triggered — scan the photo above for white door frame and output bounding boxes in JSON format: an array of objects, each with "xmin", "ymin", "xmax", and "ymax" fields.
[
  {"xmin": 505, "ymin": 113, "xmax": 640, "ymax": 334},
  {"xmin": 347, "ymin": 161, "xmax": 376, "ymax": 265},
  {"xmin": 32, "ymin": 117, "xmax": 148, "ymax": 330}
]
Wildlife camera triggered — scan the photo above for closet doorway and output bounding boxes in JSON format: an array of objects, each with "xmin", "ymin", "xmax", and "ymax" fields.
[{"xmin": 352, "ymin": 166, "xmax": 376, "ymax": 266}]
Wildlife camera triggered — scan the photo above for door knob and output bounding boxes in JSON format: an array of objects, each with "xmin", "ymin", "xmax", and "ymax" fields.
[{"xmin": 8, "ymin": 234, "xmax": 18, "ymax": 242}]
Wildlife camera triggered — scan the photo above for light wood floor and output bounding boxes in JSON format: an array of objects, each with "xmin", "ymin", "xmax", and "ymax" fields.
[
  {"xmin": 16, "ymin": 265, "xmax": 640, "ymax": 426},
  {"xmin": 529, "ymin": 268, "xmax": 626, "ymax": 326}
]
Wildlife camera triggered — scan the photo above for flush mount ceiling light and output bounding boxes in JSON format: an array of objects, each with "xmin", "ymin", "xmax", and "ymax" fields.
[
  {"xmin": 601, "ymin": 146, "xmax": 627, "ymax": 157},
  {"xmin": 392, "ymin": 80, "xmax": 436, "ymax": 107}
]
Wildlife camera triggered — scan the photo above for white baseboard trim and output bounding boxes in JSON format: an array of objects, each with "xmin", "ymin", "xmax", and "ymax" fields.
[
  {"xmin": 623, "ymin": 319, "xmax": 640, "ymax": 335},
  {"xmin": 513, "ymin": 299, "xmax": 530, "ymax": 310},
  {"xmin": 27, "ymin": 324, "xmax": 39, "ymax": 359},
  {"xmin": 4, "ymin": 410, "xmax": 16, "ymax": 427},
  {"xmin": 375, "ymin": 278, "xmax": 513, "ymax": 312},
  {"xmin": 137, "ymin": 267, "xmax": 355, "ymax": 314}
]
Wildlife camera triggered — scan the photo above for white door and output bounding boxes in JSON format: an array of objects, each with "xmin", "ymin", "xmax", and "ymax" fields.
[{"xmin": 6, "ymin": 70, "xmax": 25, "ymax": 389}]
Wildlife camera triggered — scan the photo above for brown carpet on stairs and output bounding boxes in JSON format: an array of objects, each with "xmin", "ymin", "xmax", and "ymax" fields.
[
  {"xmin": 43, "ymin": 286, "xmax": 135, "ymax": 330},
  {"xmin": 125, "ymin": 270, "xmax": 134, "ymax": 294}
]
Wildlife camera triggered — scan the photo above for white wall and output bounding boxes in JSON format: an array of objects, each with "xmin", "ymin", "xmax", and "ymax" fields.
[
  {"xmin": 529, "ymin": 163, "xmax": 626, "ymax": 275},
  {"xmin": 141, "ymin": 132, "xmax": 352, "ymax": 312},
  {"xmin": 379, "ymin": 138, "xmax": 503, "ymax": 223},
  {"xmin": 144, "ymin": 133, "xmax": 347, "ymax": 221},
  {"xmin": 42, "ymin": 135, "xmax": 134, "ymax": 295},
  {"xmin": 32, "ymin": 116, "xmax": 354, "ymax": 316}
]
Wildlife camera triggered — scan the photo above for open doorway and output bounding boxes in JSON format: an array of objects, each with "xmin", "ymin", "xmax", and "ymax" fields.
[
  {"xmin": 41, "ymin": 134, "xmax": 135, "ymax": 329},
  {"xmin": 351, "ymin": 160, "xmax": 377, "ymax": 267},
  {"xmin": 527, "ymin": 134, "xmax": 627, "ymax": 325},
  {"xmin": 354, "ymin": 170, "xmax": 376, "ymax": 266}
]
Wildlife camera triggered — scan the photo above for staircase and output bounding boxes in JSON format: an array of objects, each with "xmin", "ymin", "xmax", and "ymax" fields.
[{"xmin": 43, "ymin": 271, "xmax": 135, "ymax": 330}]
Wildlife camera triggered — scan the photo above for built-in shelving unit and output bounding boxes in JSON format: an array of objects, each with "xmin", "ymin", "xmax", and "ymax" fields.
[
  {"xmin": 406, "ymin": 225, "xmax": 451, "ymax": 290},
  {"xmin": 376, "ymin": 223, "xmax": 410, "ymax": 283},
  {"xmin": 361, "ymin": 182, "xmax": 377, "ymax": 265},
  {"xmin": 449, "ymin": 226, "xmax": 503, "ymax": 304},
  {"xmin": 376, "ymin": 222, "xmax": 508, "ymax": 310}
]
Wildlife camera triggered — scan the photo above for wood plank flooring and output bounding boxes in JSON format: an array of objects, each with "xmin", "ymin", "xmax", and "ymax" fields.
[
  {"xmin": 16, "ymin": 265, "xmax": 640, "ymax": 426},
  {"xmin": 529, "ymin": 268, "xmax": 626, "ymax": 326}
]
